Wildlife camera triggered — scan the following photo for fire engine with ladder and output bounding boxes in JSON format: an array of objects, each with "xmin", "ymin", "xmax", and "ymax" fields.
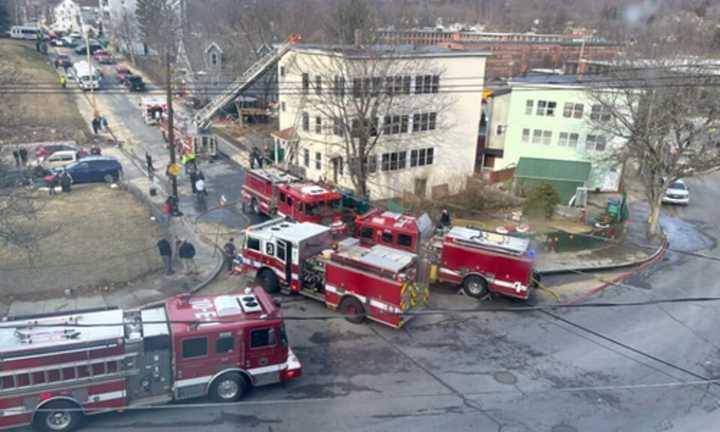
[
  {"xmin": 353, "ymin": 210, "xmax": 538, "ymax": 301},
  {"xmin": 240, "ymin": 218, "xmax": 428, "ymax": 328},
  {"xmin": 241, "ymin": 168, "xmax": 345, "ymax": 226},
  {"xmin": 0, "ymin": 288, "xmax": 301, "ymax": 432}
]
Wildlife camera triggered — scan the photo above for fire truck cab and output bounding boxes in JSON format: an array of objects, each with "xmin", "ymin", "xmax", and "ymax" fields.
[
  {"xmin": 354, "ymin": 208, "xmax": 434, "ymax": 253},
  {"xmin": 241, "ymin": 218, "xmax": 426, "ymax": 328},
  {"xmin": 241, "ymin": 168, "xmax": 344, "ymax": 224},
  {"xmin": 434, "ymin": 226, "xmax": 537, "ymax": 300},
  {"xmin": 0, "ymin": 288, "xmax": 301, "ymax": 432}
]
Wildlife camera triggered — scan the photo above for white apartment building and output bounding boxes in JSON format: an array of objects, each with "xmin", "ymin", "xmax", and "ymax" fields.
[{"xmin": 276, "ymin": 45, "xmax": 488, "ymax": 200}]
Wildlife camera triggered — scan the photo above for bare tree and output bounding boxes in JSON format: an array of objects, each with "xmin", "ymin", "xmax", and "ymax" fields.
[
  {"xmin": 588, "ymin": 54, "xmax": 720, "ymax": 238},
  {"xmin": 136, "ymin": 0, "xmax": 179, "ymax": 56},
  {"xmin": 117, "ymin": 9, "xmax": 139, "ymax": 64}
]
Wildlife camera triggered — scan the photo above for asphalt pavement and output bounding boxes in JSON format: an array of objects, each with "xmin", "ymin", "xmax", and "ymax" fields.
[{"xmin": 38, "ymin": 48, "xmax": 720, "ymax": 432}]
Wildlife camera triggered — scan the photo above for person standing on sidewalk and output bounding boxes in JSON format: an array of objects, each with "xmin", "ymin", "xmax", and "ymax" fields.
[
  {"xmin": 18, "ymin": 148, "xmax": 28, "ymax": 166},
  {"xmin": 173, "ymin": 237, "xmax": 183, "ymax": 271},
  {"xmin": 179, "ymin": 240, "xmax": 198, "ymax": 276},
  {"xmin": 223, "ymin": 238, "xmax": 236, "ymax": 274},
  {"xmin": 12, "ymin": 149, "xmax": 20, "ymax": 167},
  {"xmin": 146, "ymin": 152, "xmax": 155, "ymax": 177},
  {"xmin": 157, "ymin": 238, "xmax": 173, "ymax": 275},
  {"xmin": 195, "ymin": 173, "xmax": 207, "ymax": 212},
  {"xmin": 59, "ymin": 75, "xmax": 67, "ymax": 89}
]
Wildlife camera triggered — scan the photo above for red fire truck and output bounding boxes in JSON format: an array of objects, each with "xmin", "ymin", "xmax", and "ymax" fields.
[
  {"xmin": 240, "ymin": 218, "xmax": 426, "ymax": 328},
  {"xmin": 0, "ymin": 288, "xmax": 302, "ymax": 432},
  {"xmin": 433, "ymin": 226, "xmax": 537, "ymax": 300},
  {"xmin": 354, "ymin": 208, "xmax": 434, "ymax": 253},
  {"xmin": 354, "ymin": 212, "xmax": 538, "ymax": 301},
  {"xmin": 159, "ymin": 112, "xmax": 218, "ymax": 159},
  {"xmin": 241, "ymin": 168, "xmax": 345, "ymax": 225}
]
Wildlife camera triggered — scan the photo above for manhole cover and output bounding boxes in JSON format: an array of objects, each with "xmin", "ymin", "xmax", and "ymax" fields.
[
  {"xmin": 492, "ymin": 371, "xmax": 517, "ymax": 385},
  {"xmin": 552, "ymin": 425, "xmax": 578, "ymax": 432}
]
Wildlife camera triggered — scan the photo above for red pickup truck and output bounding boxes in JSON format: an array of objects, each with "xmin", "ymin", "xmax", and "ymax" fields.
[{"xmin": 115, "ymin": 65, "xmax": 132, "ymax": 83}]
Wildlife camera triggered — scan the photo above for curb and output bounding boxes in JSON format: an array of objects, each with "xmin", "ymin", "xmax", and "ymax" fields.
[
  {"xmin": 563, "ymin": 239, "xmax": 669, "ymax": 305},
  {"xmin": 536, "ymin": 241, "xmax": 666, "ymax": 276}
]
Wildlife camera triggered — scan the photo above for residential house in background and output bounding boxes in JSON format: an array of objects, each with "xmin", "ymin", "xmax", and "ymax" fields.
[
  {"xmin": 52, "ymin": 0, "xmax": 81, "ymax": 32},
  {"xmin": 485, "ymin": 74, "xmax": 625, "ymax": 202},
  {"xmin": 175, "ymin": 34, "xmax": 277, "ymax": 110},
  {"xmin": 277, "ymin": 44, "xmax": 488, "ymax": 200}
]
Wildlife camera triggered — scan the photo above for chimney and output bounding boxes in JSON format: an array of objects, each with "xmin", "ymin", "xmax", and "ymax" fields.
[{"xmin": 354, "ymin": 29, "xmax": 363, "ymax": 47}]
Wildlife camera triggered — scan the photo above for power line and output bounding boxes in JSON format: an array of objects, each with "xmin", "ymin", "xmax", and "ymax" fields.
[{"xmin": 8, "ymin": 296, "xmax": 720, "ymax": 327}]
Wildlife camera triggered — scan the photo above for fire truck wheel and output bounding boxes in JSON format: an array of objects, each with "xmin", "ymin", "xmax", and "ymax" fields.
[
  {"xmin": 251, "ymin": 198, "xmax": 260, "ymax": 214},
  {"xmin": 34, "ymin": 401, "xmax": 82, "ymax": 432},
  {"xmin": 209, "ymin": 372, "xmax": 247, "ymax": 402},
  {"xmin": 339, "ymin": 296, "xmax": 366, "ymax": 324},
  {"xmin": 258, "ymin": 269, "xmax": 280, "ymax": 293},
  {"xmin": 462, "ymin": 275, "xmax": 488, "ymax": 299}
]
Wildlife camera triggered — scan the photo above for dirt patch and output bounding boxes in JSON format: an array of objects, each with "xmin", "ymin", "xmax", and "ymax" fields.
[
  {"xmin": 0, "ymin": 40, "xmax": 88, "ymax": 145},
  {"xmin": 0, "ymin": 185, "xmax": 164, "ymax": 300}
]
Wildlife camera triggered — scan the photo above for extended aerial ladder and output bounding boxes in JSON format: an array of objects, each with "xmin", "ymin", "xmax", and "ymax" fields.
[{"xmin": 192, "ymin": 35, "xmax": 302, "ymax": 131}]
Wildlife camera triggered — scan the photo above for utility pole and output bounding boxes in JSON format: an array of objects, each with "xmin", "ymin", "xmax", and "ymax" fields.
[{"xmin": 166, "ymin": 50, "xmax": 180, "ymax": 214}]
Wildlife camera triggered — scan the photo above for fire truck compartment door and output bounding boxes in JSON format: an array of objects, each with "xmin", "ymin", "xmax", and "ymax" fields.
[
  {"xmin": 278, "ymin": 240, "xmax": 292, "ymax": 283},
  {"xmin": 245, "ymin": 326, "xmax": 282, "ymax": 386}
]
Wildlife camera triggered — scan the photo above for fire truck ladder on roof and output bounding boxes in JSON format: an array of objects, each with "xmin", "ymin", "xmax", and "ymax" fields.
[{"xmin": 193, "ymin": 43, "xmax": 294, "ymax": 130}]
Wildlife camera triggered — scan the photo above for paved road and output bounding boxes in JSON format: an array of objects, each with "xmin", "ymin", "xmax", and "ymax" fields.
[{"xmin": 45, "ymin": 49, "xmax": 720, "ymax": 432}]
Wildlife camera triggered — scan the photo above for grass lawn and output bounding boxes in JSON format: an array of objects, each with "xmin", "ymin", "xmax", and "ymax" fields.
[
  {"xmin": 0, "ymin": 185, "xmax": 164, "ymax": 300},
  {"xmin": 0, "ymin": 40, "xmax": 87, "ymax": 145}
]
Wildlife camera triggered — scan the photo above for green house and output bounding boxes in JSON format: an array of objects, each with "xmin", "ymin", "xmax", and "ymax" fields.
[{"xmin": 483, "ymin": 74, "xmax": 623, "ymax": 197}]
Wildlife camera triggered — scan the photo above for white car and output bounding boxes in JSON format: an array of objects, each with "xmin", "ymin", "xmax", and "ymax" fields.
[{"xmin": 663, "ymin": 180, "xmax": 689, "ymax": 205}]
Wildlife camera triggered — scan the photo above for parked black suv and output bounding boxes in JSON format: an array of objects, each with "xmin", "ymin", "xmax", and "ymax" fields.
[{"xmin": 125, "ymin": 75, "xmax": 146, "ymax": 92}]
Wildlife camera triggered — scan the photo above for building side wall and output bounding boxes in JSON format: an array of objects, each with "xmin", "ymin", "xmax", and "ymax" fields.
[
  {"xmin": 277, "ymin": 50, "xmax": 486, "ymax": 200},
  {"xmin": 489, "ymin": 85, "xmax": 623, "ymax": 191}
]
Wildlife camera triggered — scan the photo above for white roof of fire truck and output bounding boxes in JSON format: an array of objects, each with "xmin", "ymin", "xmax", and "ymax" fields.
[
  {"xmin": 283, "ymin": 182, "xmax": 341, "ymax": 198},
  {"xmin": 333, "ymin": 240, "xmax": 417, "ymax": 273},
  {"xmin": 141, "ymin": 96, "xmax": 166, "ymax": 108},
  {"xmin": 0, "ymin": 309, "xmax": 125, "ymax": 355},
  {"xmin": 166, "ymin": 288, "xmax": 280, "ymax": 335},
  {"xmin": 446, "ymin": 226, "xmax": 530, "ymax": 256},
  {"xmin": 249, "ymin": 168, "xmax": 300, "ymax": 185},
  {"xmin": 246, "ymin": 218, "xmax": 330, "ymax": 243},
  {"xmin": 362, "ymin": 209, "xmax": 434, "ymax": 238}
]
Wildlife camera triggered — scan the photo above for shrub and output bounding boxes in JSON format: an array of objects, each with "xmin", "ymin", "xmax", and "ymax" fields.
[{"xmin": 523, "ymin": 183, "xmax": 560, "ymax": 219}]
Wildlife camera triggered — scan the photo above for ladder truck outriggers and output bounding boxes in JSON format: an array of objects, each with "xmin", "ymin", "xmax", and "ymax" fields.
[{"xmin": 0, "ymin": 288, "xmax": 301, "ymax": 432}]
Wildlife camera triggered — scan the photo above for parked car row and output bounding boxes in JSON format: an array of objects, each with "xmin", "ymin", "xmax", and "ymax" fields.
[{"xmin": 31, "ymin": 144, "xmax": 122, "ymax": 185}]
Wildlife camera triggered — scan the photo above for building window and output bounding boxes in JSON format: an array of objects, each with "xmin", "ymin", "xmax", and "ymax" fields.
[
  {"xmin": 380, "ymin": 151, "xmax": 406, "ymax": 171},
  {"xmin": 353, "ymin": 78, "xmax": 362, "ymax": 97},
  {"xmin": 303, "ymin": 148, "xmax": 309, "ymax": 167},
  {"xmin": 525, "ymin": 100, "xmax": 534, "ymax": 115},
  {"xmin": 402, "ymin": 76, "xmax": 411, "ymax": 94},
  {"xmin": 586, "ymin": 134, "xmax": 607, "ymax": 151},
  {"xmin": 563, "ymin": 103, "xmax": 584, "ymax": 118},
  {"xmin": 315, "ymin": 116, "xmax": 322, "ymax": 133},
  {"xmin": 496, "ymin": 125, "xmax": 504, "ymax": 136},
  {"xmin": 315, "ymin": 152, "xmax": 321, "ymax": 170},
  {"xmin": 211, "ymin": 53, "xmax": 217, "ymax": 65},
  {"xmin": 558, "ymin": 132, "xmax": 569, "ymax": 146},
  {"xmin": 568, "ymin": 133, "xmax": 579, "ymax": 148},
  {"xmin": 542, "ymin": 130, "xmax": 552, "ymax": 145},
  {"xmin": 532, "ymin": 129, "xmax": 542, "ymax": 144},
  {"xmin": 281, "ymin": 102, "xmax": 286, "ymax": 112},
  {"xmin": 400, "ymin": 115, "xmax": 409, "ymax": 133},
  {"xmin": 315, "ymin": 76, "xmax": 322, "ymax": 95},
  {"xmin": 280, "ymin": 66, "xmax": 285, "ymax": 77},
  {"xmin": 333, "ymin": 118, "xmax": 342, "ymax": 136},
  {"xmin": 522, "ymin": 128, "xmax": 530, "ymax": 143},
  {"xmin": 410, "ymin": 148, "xmax": 434, "ymax": 167},
  {"xmin": 334, "ymin": 76, "xmax": 345, "ymax": 96},
  {"xmin": 368, "ymin": 155, "xmax": 377, "ymax": 173},
  {"xmin": 415, "ymin": 75, "xmax": 439, "ymax": 94},
  {"xmin": 302, "ymin": 112, "xmax": 309, "ymax": 131},
  {"xmin": 302, "ymin": 73, "xmax": 309, "ymax": 95},
  {"xmin": 536, "ymin": 100, "xmax": 555, "ymax": 116},
  {"xmin": 412, "ymin": 114, "xmax": 420, "ymax": 132},
  {"xmin": 590, "ymin": 104, "xmax": 611, "ymax": 121}
]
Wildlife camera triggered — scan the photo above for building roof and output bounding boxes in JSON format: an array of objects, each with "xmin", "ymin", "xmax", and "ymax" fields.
[
  {"xmin": 508, "ymin": 73, "xmax": 623, "ymax": 89},
  {"xmin": 290, "ymin": 44, "xmax": 490, "ymax": 59},
  {"xmin": 515, "ymin": 157, "xmax": 591, "ymax": 183}
]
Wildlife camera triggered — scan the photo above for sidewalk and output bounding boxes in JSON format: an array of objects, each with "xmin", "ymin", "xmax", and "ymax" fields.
[
  {"xmin": 535, "ymin": 200, "xmax": 667, "ymax": 275},
  {"xmin": 2, "ymin": 83, "xmax": 225, "ymax": 318}
]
